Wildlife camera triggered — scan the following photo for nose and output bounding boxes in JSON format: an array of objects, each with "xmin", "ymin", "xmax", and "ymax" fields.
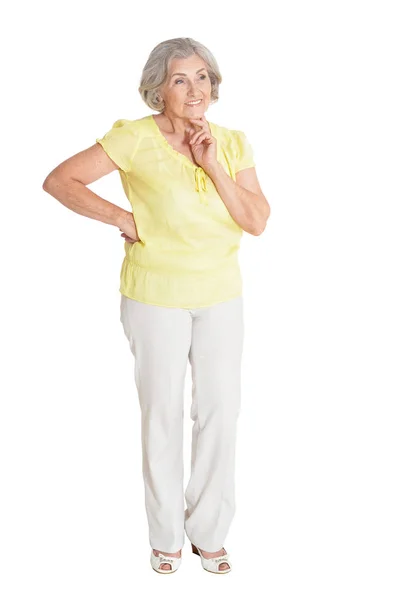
[
  {"xmin": 187, "ymin": 82, "xmax": 199, "ymax": 94},
  {"xmin": 187, "ymin": 90, "xmax": 201, "ymax": 100}
]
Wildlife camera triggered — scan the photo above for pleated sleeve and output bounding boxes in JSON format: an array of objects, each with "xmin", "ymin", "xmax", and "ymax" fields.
[
  {"xmin": 96, "ymin": 119, "xmax": 139, "ymax": 173},
  {"xmin": 232, "ymin": 129, "xmax": 256, "ymax": 173}
]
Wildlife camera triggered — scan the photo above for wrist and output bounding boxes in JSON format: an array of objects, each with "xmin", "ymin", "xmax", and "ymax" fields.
[
  {"xmin": 114, "ymin": 208, "xmax": 132, "ymax": 229},
  {"xmin": 204, "ymin": 160, "xmax": 223, "ymax": 179}
]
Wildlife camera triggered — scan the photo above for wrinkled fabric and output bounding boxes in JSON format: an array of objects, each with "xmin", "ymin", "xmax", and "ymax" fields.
[{"xmin": 96, "ymin": 114, "xmax": 255, "ymax": 308}]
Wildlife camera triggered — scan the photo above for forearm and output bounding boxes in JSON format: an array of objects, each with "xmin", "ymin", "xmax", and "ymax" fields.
[
  {"xmin": 206, "ymin": 162, "xmax": 267, "ymax": 235},
  {"xmin": 42, "ymin": 176, "xmax": 131, "ymax": 229}
]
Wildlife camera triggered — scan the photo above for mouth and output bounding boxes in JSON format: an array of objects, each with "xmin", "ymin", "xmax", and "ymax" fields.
[{"xmin": 185, "ymin": 99, "xmax": 203, "ymax": 106}]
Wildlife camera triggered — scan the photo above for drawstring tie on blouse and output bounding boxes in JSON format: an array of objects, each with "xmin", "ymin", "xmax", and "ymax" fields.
[{"xmin": 194, "ymin": 166, "xmax": 208, "ymax": 205}]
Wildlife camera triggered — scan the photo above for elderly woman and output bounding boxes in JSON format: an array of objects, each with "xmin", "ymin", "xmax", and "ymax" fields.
[{"xmin": 43, "ymin": 37, "xmax": 270, "ymax": 575}]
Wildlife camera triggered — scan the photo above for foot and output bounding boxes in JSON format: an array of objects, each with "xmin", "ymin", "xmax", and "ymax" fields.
[
  {"xmin": 198, "ymin": 547, "xmax": 230, "ymax": 571},
  {"xmin": 152, "ymin": 548, "xmax": 182, "ymax": 571}
]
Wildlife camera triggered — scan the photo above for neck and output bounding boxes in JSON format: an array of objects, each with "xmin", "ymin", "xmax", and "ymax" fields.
[{"xmin": 160, "ymin": 110, "xmax": 202, "ymax": 136}]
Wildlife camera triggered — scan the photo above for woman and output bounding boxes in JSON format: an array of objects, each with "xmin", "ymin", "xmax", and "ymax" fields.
[{"xmin": 43, "ymin": 37, "xmax": 270, "ymax": 574}]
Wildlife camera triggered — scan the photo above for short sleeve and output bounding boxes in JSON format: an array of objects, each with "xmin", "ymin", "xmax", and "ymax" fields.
[
  {"xmin": 95, "ymin": 119, "xmax": 139, "ymax": 173},
  {"xmin": 233, "ymin": 129, "xmax": 256, "ymax": 173}
]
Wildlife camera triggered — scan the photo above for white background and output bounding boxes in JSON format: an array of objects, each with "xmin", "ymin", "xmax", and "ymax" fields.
[{"xmin": 1, "ymin": 0, "xmax": 398, "ymax": 597}]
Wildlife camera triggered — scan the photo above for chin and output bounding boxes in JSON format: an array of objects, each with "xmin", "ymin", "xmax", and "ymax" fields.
[{"xmin": 186, "ymin": 110, "xmax": 206, "ymax": 118}]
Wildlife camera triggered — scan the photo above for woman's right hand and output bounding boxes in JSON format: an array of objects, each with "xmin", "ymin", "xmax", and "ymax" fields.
[
  {"xmin": 118, "ymin": 211, "xmax": 140, "ymax": 244},
  {"xmin": 120, "ymin": 232, "xmax": 137, "ymax": 243}
]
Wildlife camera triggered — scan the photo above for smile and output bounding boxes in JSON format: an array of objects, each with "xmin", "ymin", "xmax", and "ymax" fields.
[{"xmin": 185, "ymin": 99, "xmax": 202, "ymax": 106}]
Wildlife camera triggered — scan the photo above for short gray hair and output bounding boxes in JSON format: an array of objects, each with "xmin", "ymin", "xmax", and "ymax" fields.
[{"xmin": 139, "ymin": 37, "xmax": 222, "ymax": 112}]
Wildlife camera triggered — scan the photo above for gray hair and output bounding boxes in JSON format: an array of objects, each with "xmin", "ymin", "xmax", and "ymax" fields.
[{"xmin": 139, "ymin": 37, "xmax": 222, "ymax": 112}]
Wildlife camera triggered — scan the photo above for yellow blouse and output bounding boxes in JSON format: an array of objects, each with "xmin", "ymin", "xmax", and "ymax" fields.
[{"xmin": 96, "ymin": 114, "xmax": 256, "ymax": 308}]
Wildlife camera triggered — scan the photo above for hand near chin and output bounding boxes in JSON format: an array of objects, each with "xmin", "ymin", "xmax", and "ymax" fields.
[{"xmin": 187, "ymin": 116, "xmax": 218, "ymax": 171}]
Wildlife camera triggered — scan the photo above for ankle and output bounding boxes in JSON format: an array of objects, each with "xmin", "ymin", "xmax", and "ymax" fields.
[
  {"xmin": 153, "ymin": 548, "xmax": 181, "ymax": 557},
  {"xmin": 199, "ymin": 547, "xmax": 225, "ymax": 558}
]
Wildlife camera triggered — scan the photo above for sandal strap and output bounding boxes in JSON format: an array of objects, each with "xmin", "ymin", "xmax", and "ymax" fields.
[
  {"xmin": 151, "ymin": 551, "xmax": 182, "ymax": 573},
  {"xmin": 153, "ymin": 551, "xmax": 181, "ymax": 567},
  {"xmin": 157, "ymin": 553, "xmax": 179, "ymax": 562},
  {"xmin": 210, "ymin": 555, "xmax": 231, "ymax": 564},
  {"xmin": 199, "ymin": 551, "xmax": 231, "ymax": 564}
]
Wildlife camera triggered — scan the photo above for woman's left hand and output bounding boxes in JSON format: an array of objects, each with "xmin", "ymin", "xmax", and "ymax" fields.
[{"xmin": 187, "ymin": 117, "xmax": 218, "ymax": 172}]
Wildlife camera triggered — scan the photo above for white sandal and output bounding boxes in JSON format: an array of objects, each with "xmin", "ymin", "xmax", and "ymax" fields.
[
  {"xmin": 191, "ymin": 543, "xmax": 232, "ymax": 574},
  {"xmin": 150, "ymin": 549, "xmax": 182, "ymax": 574}
]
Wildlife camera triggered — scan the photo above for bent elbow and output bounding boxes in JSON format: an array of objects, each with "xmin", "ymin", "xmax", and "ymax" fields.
[
  {"xmin": 42, "ymin": 174, "xmax": 65, "ymax": 195},
  {"xmin": 252, "ymin": 214, "xmax": 270, "ymax": 236},
  {"xmin": 252, "ymin": 226, "xmax": 265, "ymax": 236},
  {"xmin": 42, "ymin": 174, "xmax": 56, "ymax": 191}
]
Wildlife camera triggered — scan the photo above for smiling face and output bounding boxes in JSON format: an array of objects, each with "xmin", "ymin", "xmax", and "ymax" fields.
[{"xmin": 159, "ymin": 54, "xmax": 212, "ymax": 118}]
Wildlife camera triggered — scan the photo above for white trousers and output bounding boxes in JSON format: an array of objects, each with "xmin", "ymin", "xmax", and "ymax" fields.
[{"xmin": 120, "ymin": 294, "xmax": 244, "ymax": 553}]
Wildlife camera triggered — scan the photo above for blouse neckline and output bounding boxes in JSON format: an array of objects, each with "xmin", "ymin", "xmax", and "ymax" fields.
[{"xmin": 148, "ymin": 114, "xmax": 216, "ymax": 170}]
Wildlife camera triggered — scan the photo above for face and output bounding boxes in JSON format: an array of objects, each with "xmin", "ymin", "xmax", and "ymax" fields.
[{"xmin": 159, "ymin": 54, "xmax": 212, "ymax": 118}]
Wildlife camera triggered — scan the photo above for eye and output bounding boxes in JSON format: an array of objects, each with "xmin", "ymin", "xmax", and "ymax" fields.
[{"xmin": 174, "ymin": 74, "xmax": 207, "ymax": 84}]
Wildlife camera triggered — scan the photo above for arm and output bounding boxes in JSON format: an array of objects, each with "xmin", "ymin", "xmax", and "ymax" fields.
[
  {"xmin": 205, "ymin": 162, "xmax": 270, "ymax": 235},
  {"xmin": 42, "ymin": 142, "xmax": 139, "ymax": 238}
]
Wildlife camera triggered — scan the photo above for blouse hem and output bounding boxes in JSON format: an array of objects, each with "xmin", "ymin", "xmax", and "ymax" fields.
[
  {"xmin": 119, "ymin": 255, "xmax": 243, "ymax": 309},
  {"xmin": 119, "ymin": 288, "xmax": 243, "ymax": 309}
]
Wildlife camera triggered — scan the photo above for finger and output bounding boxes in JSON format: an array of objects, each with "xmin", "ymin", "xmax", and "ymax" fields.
[
  {"xmin": 188, "ymin": 118, "xmax": 209, "ymax": 134},
  {"xmin": 189, "ymin": 117, "xmax": 207, "ymax": 125},
  {"xmin": 190, "ymin": 126, "xmax": 211, "ymax": 143},
  {"xmin": 188, "ymin": 119, "xmax": 209, "ymax": 133},
  {"xmin": 189, "ymin": 125, "xmax": 210, "ymax": 144},
  {"xmin": 191, "ymin": 132, "xmax": 212, "ymax": 146}
]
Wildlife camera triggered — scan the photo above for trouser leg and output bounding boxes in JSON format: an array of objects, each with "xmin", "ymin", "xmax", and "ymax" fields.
[
  {"xmin": 120, "ymin": 295, "xmax": 192, "ymax": 553},
  {"xmin": 184, "ymin": 296, "xmax": 244, "ymax": 552}
]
